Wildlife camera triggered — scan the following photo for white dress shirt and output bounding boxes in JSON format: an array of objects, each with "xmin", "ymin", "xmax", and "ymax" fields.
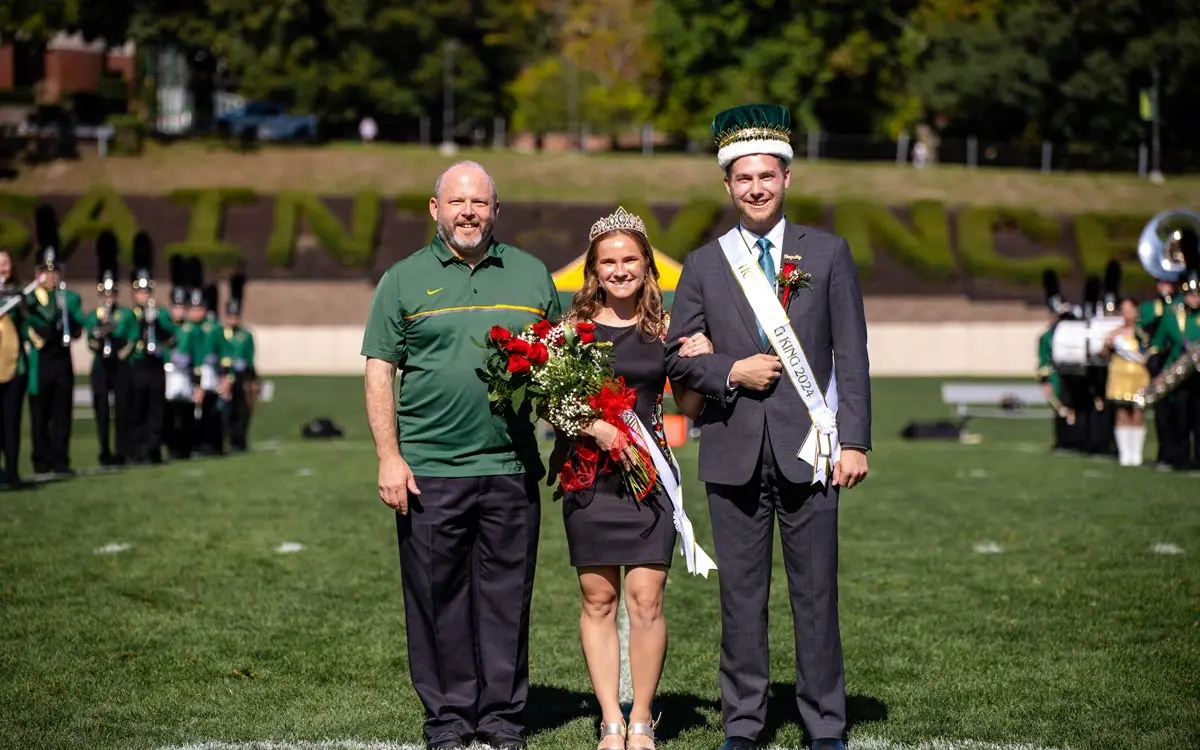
[
  {"xmin": 737, "ymin": 217, "xmax": 787, "ymax": 289},
  {"xmin": 725, "ymin": 215, "xmax": 787, "ymax": 389}
]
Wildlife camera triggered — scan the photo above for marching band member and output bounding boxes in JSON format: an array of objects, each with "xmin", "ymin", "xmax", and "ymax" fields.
[
  {"xmin": 1150, "ymin": 234, "xmax": 1200, "ymax": 470},
  {"xmin": 0, "ymin": 251, "xmax": 30, "ymax": 489},
  {"xmin": 1079, "ymin": 275, "xmax": 1113, "ymax": 455},
  {"xmin": 83, "ymin": 231, "xmax": 137, "ymax": 466},
  {"xmin": 1139, "ymin": 272, "xmax": 1185, "ymax": 469},
  {"xmin": 1038, "ymin": 269, "xmax": 1077, "ymax": 451},
  {"xmin": 25, "ymin": 206, "xmax": 84, "ymax": 478},
  {"xmin": 162, "ymin": 255, "xmax": 191, "ymax": 458},
  {"xmin": 129, "ymin": 234, "xmax": 177, "ymax": 465},
  {"xmin": 1101, "ymin": 298, "xmax": 1150, "ymax": 466},
  {"xmin": 193, "ymin": 282, "xmax": 228, "ymax": 455},
  {"xmin": 166, "ymin": 257, "xmax": 205, "ymax": 459},
  {"xmin": 221, "ymin": 272, "xmax": 257, "ymax": 452}
]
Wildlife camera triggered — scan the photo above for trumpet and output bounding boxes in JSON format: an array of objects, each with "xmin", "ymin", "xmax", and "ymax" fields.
[{"xmin": 146, "ymin": 296, "xmax": 158, "ymax": 355}]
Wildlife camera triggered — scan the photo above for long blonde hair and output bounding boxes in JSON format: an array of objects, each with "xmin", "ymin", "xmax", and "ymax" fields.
[{"xmin": 567, "ymin": 229, "xmax": 665, "ymax": 341}]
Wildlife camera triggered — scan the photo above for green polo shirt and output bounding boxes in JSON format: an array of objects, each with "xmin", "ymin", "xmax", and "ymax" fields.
[{"xmin": 361, "ymin": 235, "xmax": 562, "ymax": 478}]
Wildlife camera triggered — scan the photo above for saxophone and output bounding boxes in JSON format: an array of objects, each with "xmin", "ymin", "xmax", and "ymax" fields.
[{"xmin": 1134, "ymin": 340, "xmax": 1200, "ymax": 407}]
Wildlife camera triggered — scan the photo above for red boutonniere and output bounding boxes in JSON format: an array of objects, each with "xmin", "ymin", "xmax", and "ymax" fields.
[{"xmin": 777, "ymin": 260, "xmax": 811, "ymax": 308}]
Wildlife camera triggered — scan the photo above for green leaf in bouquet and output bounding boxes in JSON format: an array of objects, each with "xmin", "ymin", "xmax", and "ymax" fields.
[{"xmin": 511, "ymin": 382, "xmax": 527, "ymax": 413}]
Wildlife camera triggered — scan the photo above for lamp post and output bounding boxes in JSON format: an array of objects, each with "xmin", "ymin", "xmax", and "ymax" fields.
[
  {"xmin": 440, "ymin": 40, "xmax": 458, "ymax": 155},
  {"xmin": 1150, "ymin": 65, "xmax": 1163, "ymax": 184}
]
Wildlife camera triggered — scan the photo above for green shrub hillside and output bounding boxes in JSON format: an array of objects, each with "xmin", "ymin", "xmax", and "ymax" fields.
[
  {"xmin": 0, "ymin": 192, "xmax": 37, "ymax": 258},
  {"xmin": 0, "ymin": 191, "xmax": 1165, "ymax": 289}
]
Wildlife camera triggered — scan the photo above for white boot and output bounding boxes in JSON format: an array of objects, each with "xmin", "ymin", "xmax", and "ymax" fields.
[
  {"xmin": 1129, "ymin": 425, "xmax": 1146, "ymax": 466},
  {"xmin": 1114, "ymin": 426, "xmax": 1131, "ymax": 466}
]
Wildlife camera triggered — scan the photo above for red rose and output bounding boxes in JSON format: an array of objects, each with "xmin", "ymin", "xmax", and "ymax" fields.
[
  {"xmin": 489, "ymin": 325, "xmax": 513, "ymax": 343},
  {"xmin": 528, "ymin": 342, "xmax": 549, "ymax": 365},
  {"xmin": 506, "ymin": 338, "xmax": 531, "ymax": 356},
  {"xmin": 575, "ymin": 321, "xmax": 596, "ymax": 334},
  {"xmin": 781, "ymin": 262, "xmax": 797, "ymax": 278},
  {"xmin": 507, "ymin": 355, "xmax": 531, "ymax": 375},
  {"xmin": 531, "ymin": 319, "xmax": 552, "ymax": 339},
  {"xmin": 579, "ymin": 331, "xmax": 595, "ymax": 344}
]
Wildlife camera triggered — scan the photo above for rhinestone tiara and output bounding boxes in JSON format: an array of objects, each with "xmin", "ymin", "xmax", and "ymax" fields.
[{"xmin": 589, "ymin": 206, "xmax": 648, "ymax": 243}]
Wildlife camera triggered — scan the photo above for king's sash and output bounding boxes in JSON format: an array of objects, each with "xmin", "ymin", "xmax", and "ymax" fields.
[
  {"xmin": 718, "ymin": 228, "xmax": 841, "ymax": 485},
  {"xmin": 621, "ymin": 410, "xmax": 717, "ymax": 577}
]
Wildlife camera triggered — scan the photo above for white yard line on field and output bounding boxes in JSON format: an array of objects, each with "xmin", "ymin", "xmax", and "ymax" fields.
[
  {"xmin": 157, "ymin": 738, "xmax": 1073, "ymax": 750},
  {"xmin": 618, "ymin": 595, "xmax": 633, "ymax": 706}
]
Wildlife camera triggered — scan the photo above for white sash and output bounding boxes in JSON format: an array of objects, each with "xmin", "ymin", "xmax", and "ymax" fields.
[
  {"xmin": 621, "ymin": 409, "xmax": 718, "ymax": 578},
  {"xmin": 1112, "ymin": 335, "xmax": 1146, "ymax": 365},
  {"xmin": 718, "ymin": 227, "xmax": 841, "ymax": 486}
]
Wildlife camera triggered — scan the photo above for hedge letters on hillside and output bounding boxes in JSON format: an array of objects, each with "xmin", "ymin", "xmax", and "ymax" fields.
[{"xmin": 0, "ymin": 188, "xmax": 1157, "ymax": 292}]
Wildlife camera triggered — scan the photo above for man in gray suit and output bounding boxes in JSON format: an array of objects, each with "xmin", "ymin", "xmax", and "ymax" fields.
[{"xmin": 665, "ymin": 104, "xmax": 871, "ymax": 750}]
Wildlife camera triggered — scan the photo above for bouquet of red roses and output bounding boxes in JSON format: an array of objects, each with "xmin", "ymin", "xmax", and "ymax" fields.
[{"xmin": 479, "ymin": 319, "xmax": 656, "ymax": 500}]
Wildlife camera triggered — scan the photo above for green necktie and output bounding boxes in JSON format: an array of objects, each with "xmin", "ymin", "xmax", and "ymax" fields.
[{"xmin": 756, "ymin": 237, "xmax": 775, "ymax": 348}]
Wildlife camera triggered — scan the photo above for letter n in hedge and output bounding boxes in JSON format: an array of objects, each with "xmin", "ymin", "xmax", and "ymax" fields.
[
  {"xmin": 834, "ymin": 200, "xmax": 957, "ymax": 281},
  {"xmin": 268, "ymin": 190, "xmax": 380, "ymax": 268}
]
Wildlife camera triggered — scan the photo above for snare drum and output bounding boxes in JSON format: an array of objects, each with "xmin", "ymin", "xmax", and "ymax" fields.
[
  {"xmin": 164, "ymin": 363, "xmax": 193, "ymax": 401},
  {"xmin": 1051, "ymin": 317, "xmax": 1123, "ymax": 373}
]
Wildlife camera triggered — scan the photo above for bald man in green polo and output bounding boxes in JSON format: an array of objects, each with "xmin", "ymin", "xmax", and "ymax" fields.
[{"xmin": 362, "ymin": 161, "xmax": 560, "ymax": 750}]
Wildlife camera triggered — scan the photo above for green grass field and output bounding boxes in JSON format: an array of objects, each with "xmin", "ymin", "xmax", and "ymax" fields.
[{"xmin": 1, "ymin": 376, "xmax": 1196, "ymax": 750}]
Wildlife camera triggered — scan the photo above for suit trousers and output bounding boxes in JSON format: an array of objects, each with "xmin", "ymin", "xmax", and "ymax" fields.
[
  {"xmin": 706, "ymin": 427, "xmax": 846, "ymax": 743},
  {"xmin": 395, "ymin": 472, "xmax": 541, "ymax": 745}
]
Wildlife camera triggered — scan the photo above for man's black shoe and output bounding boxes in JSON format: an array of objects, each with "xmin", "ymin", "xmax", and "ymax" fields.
[
  {"xmin": 477, "ymin": 734, "xmax": 525, "ymax": 750},
  {"xmin": 719, "ymin": 738, "xmax": 759, "ymax": 750},
  {"xmin": 426, "ymin": 737, "xmax": 466, "ymax": 750}
]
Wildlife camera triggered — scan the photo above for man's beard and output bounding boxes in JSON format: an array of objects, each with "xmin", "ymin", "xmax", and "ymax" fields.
[{"xmin": 437, "ymin": 218, "xmax": 491, "ymax": 253}]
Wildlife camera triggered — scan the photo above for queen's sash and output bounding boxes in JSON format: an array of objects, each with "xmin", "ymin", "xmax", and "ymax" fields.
[
  {"xmin": 718, "ymin": 228, "xmax": 841, "ymax": 486},
  {"xmin": 1112, "ymin": 334, "xmax": 1146, "ymax": 365},
  {"xmin": 620, "ymin": 409, "xmax": 718, "ymax": 578}
]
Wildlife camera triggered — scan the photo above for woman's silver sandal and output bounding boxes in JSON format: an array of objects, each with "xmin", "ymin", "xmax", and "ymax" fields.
[
  {"xmin": 626, "ymin": 716, "xmax": 659, "ymax": 750},
  {"xmin": 597, "ymin": 720, "xmax": 626, "ymax": 750}
]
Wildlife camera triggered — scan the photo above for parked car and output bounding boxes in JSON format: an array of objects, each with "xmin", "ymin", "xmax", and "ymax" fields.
[{"xmin": 216, "ymin": 101, "xmax": 318, "ymax": 142}]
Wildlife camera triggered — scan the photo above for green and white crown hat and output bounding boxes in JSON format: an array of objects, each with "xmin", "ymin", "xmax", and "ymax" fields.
[{"xmin": 711, "ymin": 104, "xmax": 794, "ymax": 169}]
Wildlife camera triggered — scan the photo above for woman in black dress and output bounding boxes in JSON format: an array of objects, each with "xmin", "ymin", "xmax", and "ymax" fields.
[{"xmin": 550, "ymin": 207, "xmax": 712, "ymax": 750}]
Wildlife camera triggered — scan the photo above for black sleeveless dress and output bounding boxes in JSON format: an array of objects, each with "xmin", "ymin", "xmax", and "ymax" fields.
[{"xmin": 561, "ymin": 321, "xmax": 677, "ymax": 568}]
